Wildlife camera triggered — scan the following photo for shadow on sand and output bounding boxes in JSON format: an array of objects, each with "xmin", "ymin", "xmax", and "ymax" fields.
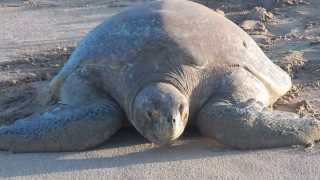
[
  {"xmin": 0, "ymin": 127, "xmax": 308, "ymax": 178},
  {"xmin": 0, "ymin": 128, "xmax": 227, "ymax": 177}
]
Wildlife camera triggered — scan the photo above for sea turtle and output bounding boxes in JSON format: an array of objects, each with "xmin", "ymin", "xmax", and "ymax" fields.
[{"xmin": 1, "ymin": 0, "xmax": 320, "ymax": 152}]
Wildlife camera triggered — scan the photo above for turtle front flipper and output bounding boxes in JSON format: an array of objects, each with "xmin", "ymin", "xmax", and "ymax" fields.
[
  {"xmin": 197, "ymin": 99, "xmax": 320, "ymax": 149},
  {"xmin": 0, "ymin": 100, "xmax": 123, "ymax": 152},
  {"xmin": 197, "ymin": 67, "xmax": 320, "ymax": 149}
]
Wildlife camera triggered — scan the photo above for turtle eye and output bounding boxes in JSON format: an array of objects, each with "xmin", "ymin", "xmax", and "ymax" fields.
[{"xmin": 146, "ymin": 110, "xmax": 153, "ymax": 120}]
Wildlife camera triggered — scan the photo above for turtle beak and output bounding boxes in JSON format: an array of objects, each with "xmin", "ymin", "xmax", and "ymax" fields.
[{"xmin": 147, "ymin": 109, "xmax": 188, "ymax": 145}]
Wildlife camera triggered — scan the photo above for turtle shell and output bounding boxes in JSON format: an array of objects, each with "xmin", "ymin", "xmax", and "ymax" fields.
[{"xmin": 57, "ymin": 0, "xmax": 291, "ymax": 110}]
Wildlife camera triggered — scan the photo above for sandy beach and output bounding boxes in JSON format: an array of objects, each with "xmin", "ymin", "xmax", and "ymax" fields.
[
  {"xmin": 1, "ymin": 128, "xmax": 320, "ymax": 180},
  {"xmin": 1, "ymin": 0, "xmax": 320, "ymax": 179}
]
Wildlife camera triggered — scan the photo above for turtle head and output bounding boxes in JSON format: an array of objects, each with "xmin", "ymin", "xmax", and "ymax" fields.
[{"xmin": 132, "ymin": 82, "xmax": 189, "ymax": 145}]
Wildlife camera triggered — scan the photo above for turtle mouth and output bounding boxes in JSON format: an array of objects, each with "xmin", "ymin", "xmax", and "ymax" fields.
[
  {"xmin": 145, "ymin": 129, "xmax": 182, "ymax": 146},
  {"xmin": 149, "ymin": 136, "xmax": 176, "ymax": 146},
  {"xmin": 143, "ymin": 114, "xmax": 187, "ymax": 145},
  {"xmin": 131, "ymin": 114, "xmax": 185, "ymax": 145}
]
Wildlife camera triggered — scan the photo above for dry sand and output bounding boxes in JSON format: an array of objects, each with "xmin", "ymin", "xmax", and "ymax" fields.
[{"xmin": 1, "ymin": 0, "xmax": 320, "ymax": 179}]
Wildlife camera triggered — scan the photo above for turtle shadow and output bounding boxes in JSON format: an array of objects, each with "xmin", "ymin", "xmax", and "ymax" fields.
[
  {"xmin": 1, "ymin": 127, "xmax": 308, "ymax": 178},
  {"xmin": 0, "ymin": 128, "xmax": 249, "ymax": 178}
]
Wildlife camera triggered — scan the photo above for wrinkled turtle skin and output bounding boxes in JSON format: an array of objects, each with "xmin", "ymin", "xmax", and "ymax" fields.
[{"xmin": 1, "ymin": 0, "xmax": 319, "ymax": 152}]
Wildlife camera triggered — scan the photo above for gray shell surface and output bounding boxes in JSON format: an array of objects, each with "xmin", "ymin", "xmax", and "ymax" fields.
[{"xmin": 57, "ymin": 0, "xmax": 291, "ymax": 112}]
